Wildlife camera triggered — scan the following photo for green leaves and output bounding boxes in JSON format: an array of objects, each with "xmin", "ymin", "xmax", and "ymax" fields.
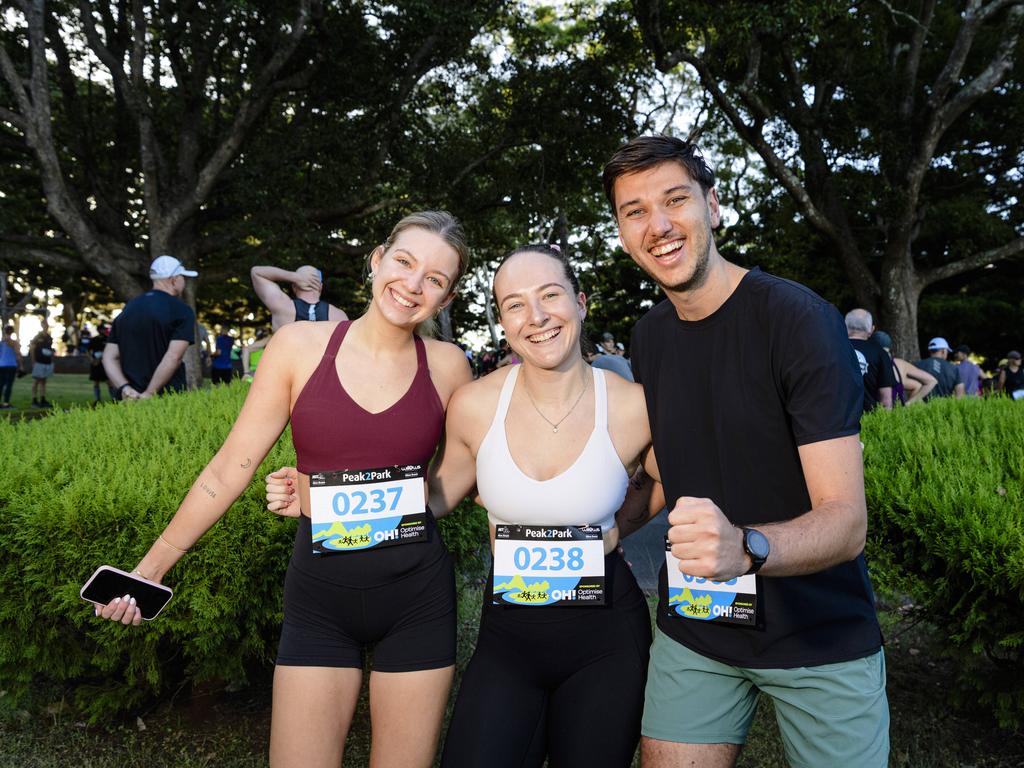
[
  {"xmin": 863, "ymin": 396, "xmax": 1024, "ymax": 727},
  {"xmin": 0, "ymin": 382, "xmax": 488, "ymax": 719}
]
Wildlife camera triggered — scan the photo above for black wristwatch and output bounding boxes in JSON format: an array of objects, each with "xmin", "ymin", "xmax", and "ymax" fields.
[{"xmin": 741, "ymin": 527, "xmax": 770, "ymax": 575}]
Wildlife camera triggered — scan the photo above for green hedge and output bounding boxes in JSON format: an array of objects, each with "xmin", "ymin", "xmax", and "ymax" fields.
[
  {"xmin": 0, "ymin": 382, "xmax": 487, "ymax": 720},
  {"xmin": 862, "ymin": 397, "xmax": 1024, "ymax": 727}
]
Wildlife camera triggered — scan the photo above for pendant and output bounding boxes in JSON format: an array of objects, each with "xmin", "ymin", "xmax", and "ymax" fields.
[{"xmin": 552, "ymin": 426, "xmax": 559, "ymax": 433}]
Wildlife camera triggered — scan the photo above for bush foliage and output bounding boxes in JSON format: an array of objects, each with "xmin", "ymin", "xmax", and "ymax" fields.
[
  {"xmin": 3, "ymin": 385, "xmax": 1021, "ymax": 726},
  {"xmin": 0, "ymin": 382, "xmax": 487, "ymax": 720},
  {"xmin": 862, "ymin": 397, "xmax": 1024, "ymax": 727}
]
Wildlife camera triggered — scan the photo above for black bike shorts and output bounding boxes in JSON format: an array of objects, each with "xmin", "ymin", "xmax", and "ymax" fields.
[{"xmin": 276, "ymin": 513, "xmax": 456, "ymax": 672}]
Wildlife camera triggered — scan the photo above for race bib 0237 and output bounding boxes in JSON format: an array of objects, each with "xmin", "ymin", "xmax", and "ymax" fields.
[
  {"xmin": 492, "ymin": 525, "xmax": 605, "ymax": 607},
  {"xmin": 308, "ymin": 464, "xmax": 427, "ymax": 554},
  {"xmin": 664, "ymin": 537, "xmax": 758, "ymax": 626}
]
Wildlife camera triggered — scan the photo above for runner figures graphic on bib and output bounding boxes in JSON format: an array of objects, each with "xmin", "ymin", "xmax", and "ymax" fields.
[
  {"xmin": 492, "ymin": 525, "xmax": 605, "ymax": 606},
  {"xmin": 308, "ymin": 464, "xmax": 427, "ymax": 554},
  {"xmin": 664, "ymin": 537, "xmax": 758, "ymax": 626}
]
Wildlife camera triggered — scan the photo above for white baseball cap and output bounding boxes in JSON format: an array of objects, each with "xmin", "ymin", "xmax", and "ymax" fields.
[
  {"xmin": 927, "ymin": 337, "xmax": 952, "ymax": 352},
  {"xmin": 150, "ymin": 255, "xmax": 198, "ymax": 279}
]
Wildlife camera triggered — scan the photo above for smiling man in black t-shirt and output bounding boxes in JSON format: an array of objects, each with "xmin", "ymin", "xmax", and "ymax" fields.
[{"xmin": 603, "ymin": 136, "xmax": 887, "ymax": 768}]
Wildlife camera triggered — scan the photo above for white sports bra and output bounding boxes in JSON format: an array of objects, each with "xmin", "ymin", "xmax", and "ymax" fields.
[{"xmin": 476, "ymin": 365, "xmax": 628, "ymax": 531}]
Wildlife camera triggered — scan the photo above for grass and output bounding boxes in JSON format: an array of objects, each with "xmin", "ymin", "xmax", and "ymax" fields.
[
  {"xmin": 2, "ymin": 372, "xmax": 100, "ymax": 413},
  {"xmin": 2, "ymin": 589, "xmax": 1022, "ymax": 767}
]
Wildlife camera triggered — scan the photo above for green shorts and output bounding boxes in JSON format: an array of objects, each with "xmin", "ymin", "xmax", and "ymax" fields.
[{"xmin": 642, "ymin": 628, "xmax": 889, "ymax": 768}]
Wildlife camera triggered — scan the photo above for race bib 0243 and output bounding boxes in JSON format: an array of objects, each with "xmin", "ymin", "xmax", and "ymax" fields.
[
  {"xmin": 308, "ymin": 464, "xmax": 427, "ymax": 554},
  {"xmin": 664, "ymin": 537, "xmax": 758, "ymax": 626},
  {"xmin": 492, "ymin": 525, "xmax": 605, "ymax": 607}
]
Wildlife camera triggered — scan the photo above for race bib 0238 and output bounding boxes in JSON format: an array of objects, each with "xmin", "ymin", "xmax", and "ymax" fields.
[
  {"xmin": 664, "ymin": 537, "xmax": 758, "ymax": 626},
  {"xmin": 492, "ymin": 525, "xmax": 605, "ymax": 607},
  {"xmin": 308, "ymin": 464, "xmax": 427, "ymax": 554}
]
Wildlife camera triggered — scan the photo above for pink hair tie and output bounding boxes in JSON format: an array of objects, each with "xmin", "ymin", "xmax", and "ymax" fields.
[{"xmin": 549, "ymin": 243, "xmax": 561, "ymax": 253}]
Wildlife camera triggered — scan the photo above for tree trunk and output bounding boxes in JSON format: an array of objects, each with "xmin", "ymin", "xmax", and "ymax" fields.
[
  {"xmin": 879, "ymin": 254, "xmax": 923, "ymax": 361},
  {"xmin": 484, "ymin": 286, "xmax": 500, "ymax": 348}
]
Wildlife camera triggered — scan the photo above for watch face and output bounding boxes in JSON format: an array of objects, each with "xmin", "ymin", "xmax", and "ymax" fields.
[{"xmin": 746, "ymin": 528, "xmax": 770, "ymax": 560}]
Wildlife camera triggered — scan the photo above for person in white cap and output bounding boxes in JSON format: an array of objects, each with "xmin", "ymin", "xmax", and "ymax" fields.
[
  {"xmin": 103, "ymin": 255, "xmax": 198, "ymax": 400},
  {"xmin": 913, "ymin": 337, "xmax": 964, "ymax": 400}
]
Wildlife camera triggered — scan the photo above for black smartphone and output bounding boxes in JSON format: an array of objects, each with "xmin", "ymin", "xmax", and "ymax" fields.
[{"xmin": 80, "ymin": 565, "xmax": 173, "ymax": 621}]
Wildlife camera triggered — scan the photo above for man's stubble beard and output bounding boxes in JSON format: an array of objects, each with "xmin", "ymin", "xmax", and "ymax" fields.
[{"xmin": 640, "ymin": 213, "xmax": 714, "ymax": 295}]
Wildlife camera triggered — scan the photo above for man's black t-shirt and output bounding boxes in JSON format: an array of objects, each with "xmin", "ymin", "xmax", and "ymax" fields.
[
  {"xmin": 630, "ymin": 268, "xmax": 882, "ymax": 669},
  {"xmin": 850, "ymin": 338, "xmax": 896, "ymax": 412},
  {"xmin": 109, "ymin": 290, "xmax": 195, "ymax": 393}
]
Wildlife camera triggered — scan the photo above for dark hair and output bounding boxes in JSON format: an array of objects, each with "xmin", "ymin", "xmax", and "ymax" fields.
[
  {"xmin": 491, "ymin": 243, "xmax": 581, "ymax": 312},
  {"xmin": 602, "ymin": 135, "xmax": 716, "ymax": 213}
]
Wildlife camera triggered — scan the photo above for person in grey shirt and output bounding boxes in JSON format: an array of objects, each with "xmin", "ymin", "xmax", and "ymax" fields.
[
  {"xmin": 914, "ymin": 337, "xmax": 964, "ymax": 399},
  {"xmin": 585, "ymin": 336, "xmax": 634, "ymax": 381}
]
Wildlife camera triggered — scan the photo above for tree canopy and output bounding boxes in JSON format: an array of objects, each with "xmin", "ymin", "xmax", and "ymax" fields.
[{"xmin": 2, "ymin": 1, "xmax": 1021, "ymax": 361}]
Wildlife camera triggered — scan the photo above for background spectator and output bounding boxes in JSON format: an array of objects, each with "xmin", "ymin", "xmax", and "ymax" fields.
[
  {"xmin": 953, "ymin": 345, "xmax": 984, "ymax": 396},
  {"xmin": 914, "ymin": 337, "xmax": 964, "ymax": 400},
  {"xmin": 103, "ymin": 255, "xmax": 197, "ymax": 400},
  {"xmin": 250, "ymin": 264, "xmax": 347, "ymax": 331}
]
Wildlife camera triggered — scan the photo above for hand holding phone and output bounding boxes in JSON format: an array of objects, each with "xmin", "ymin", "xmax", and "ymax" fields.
[{"xmin": 81, "ymin": 566, "xmax": 173, "ymax": 622}]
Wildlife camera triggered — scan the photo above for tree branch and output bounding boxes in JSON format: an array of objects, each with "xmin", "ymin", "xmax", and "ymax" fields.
[
  {"xmin": 160, "ymin": 0, "xmax": 318, "ymax": 238},
  {"xmin": 0, "ymin": 244, "xmax": 85, "ymax": 273},
  {"xmin": 920, "ymin": 236, "xmax": 1024, "ymax": 287},
  {"xmin": 0, "ymin": 105, "xmax": 26, "ymax": 131},
  {"xmin": 906, "ymin": 4, "xmax": 1022, "ymax": 213}
]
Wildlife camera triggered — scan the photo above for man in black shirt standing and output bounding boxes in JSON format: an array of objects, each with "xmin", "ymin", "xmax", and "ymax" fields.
[
  {"xmin": 846, "ymin": 308, "xmax": 895, "ymax": 412},
  {"xmin": 103, "ymin": 256, "xmax": 197, "ymax": 400},
  {"xmin": 603, "ymin": 136, "xmax": 887, "ymax": 767}
]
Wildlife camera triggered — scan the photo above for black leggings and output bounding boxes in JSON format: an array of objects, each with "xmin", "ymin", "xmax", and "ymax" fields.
[
  {"xmin": 441, "ymin": 552, "xmax": 652, "ymax": 768},
  {"xmin": 0, "ymin": 367, "xmax": 14, "ymax": 403}
]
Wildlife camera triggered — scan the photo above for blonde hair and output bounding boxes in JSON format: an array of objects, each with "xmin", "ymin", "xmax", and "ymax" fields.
[{"xmin": 366, "ymin": 210, "xmax": 470, "ymax": 337}]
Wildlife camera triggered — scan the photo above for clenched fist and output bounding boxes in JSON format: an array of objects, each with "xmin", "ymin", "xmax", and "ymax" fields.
[{"xmin": 666, "ymin": 497, "xmax": 750, "ymax": 581}]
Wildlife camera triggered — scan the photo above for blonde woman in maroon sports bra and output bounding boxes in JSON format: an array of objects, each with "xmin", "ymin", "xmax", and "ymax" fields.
[{"xmin": 95, "ymin": 211, "xmax": 473, "ymax": 768}]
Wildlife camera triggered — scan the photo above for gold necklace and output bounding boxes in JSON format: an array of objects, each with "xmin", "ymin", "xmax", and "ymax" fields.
[{"xmin": 522, "ymin": 371, "xmax": 589, "ymax": 434}]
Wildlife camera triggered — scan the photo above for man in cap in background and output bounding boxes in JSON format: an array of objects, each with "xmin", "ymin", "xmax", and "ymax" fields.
[
  {"xmin": 250, "ymin": 263, "xmax": 347, "ymax": 331},
  {"xmin": 998, "ymin": 350, "xmax": 1024, "ymax": 399},
  {"xmin": 103, "ymin": 255, "xmax": 198, "ymax": 400},
  {"xmin": 914, "ymin": 337, "xmax": 964, "ymax": 400}
]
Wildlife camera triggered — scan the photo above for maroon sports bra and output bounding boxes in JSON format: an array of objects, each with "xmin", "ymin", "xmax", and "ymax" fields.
[{"xmin": 290, "ymin": 321, "xmax": 444, "ymax": 475}]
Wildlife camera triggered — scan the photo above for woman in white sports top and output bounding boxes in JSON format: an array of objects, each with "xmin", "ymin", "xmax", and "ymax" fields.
[
  {"xmin": 433, "ymin": 244, "xmax": 656, "ymax": 767},
  {"xmin": 267, "ymin": 244, "xmax": 660, "ymax": 767}
]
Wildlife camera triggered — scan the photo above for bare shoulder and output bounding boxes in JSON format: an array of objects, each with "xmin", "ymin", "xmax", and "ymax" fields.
[
  {"xmin": 422, "ymin": 337, "xmax": 472, "ymax": 402},
  {"xmin": 601, "ymin": 368, "xmax": 651, "ymax": 457},
  {"xmin": 447, "ymin": 365, "xmax": 509, "ymax": 441},
  {"xmin": 602, "ymin": 368, "xmax": 647, "ymax": 414},
  {"xmin": 422, "ymin": 337, "xmax": 470, "ymax": 368}
]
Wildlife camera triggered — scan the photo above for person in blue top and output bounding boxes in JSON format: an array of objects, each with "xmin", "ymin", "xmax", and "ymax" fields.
[
  {"xmin": 0, "ymin": 325, "xmax": 22, "ymax": 409},
  {"xmin": 210, "ymin": 327, "xmax": 236, "ymax": 384}
]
